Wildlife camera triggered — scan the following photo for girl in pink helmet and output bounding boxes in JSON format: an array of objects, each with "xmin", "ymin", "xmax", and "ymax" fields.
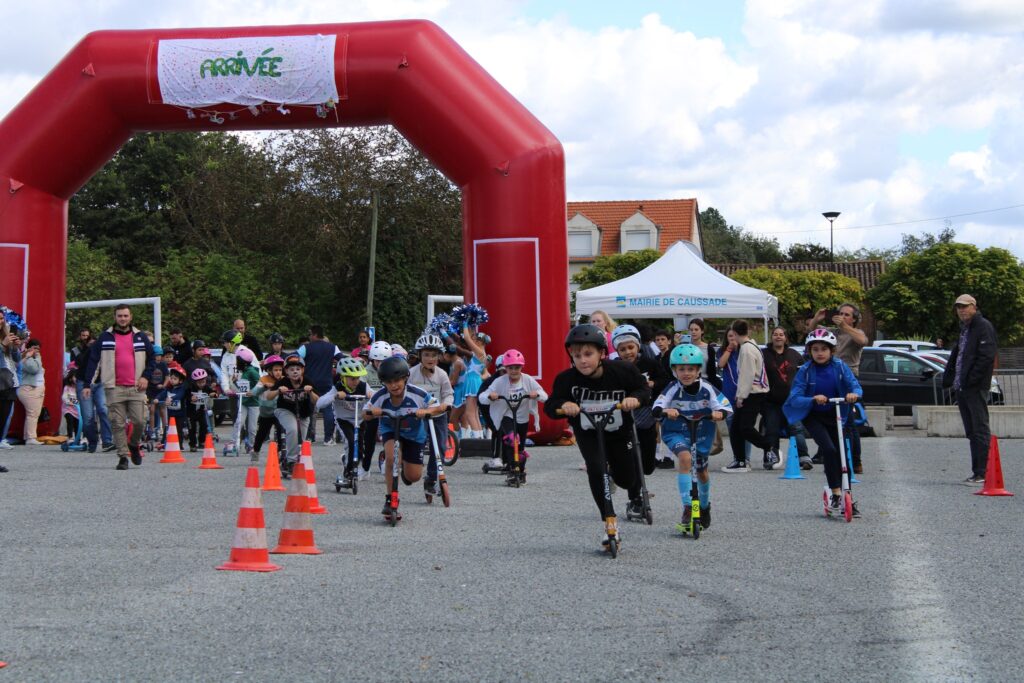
[
  {"xmin": 480, "ymin": 349, "xmax": 548, "ymax": 476},
  {"xmin": 186, "ymin": 367, "xmax": 218, "ymax": 451}
]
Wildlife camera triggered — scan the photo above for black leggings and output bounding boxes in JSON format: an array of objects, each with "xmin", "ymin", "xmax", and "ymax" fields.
[
  {"xmin": 635, "ymin": 424, "xmax": 657, "ymax": 475},
  {"xmin": 253, "ymin": 415, "xmax": 283, "ymax": 453},
  {"xmin": 576, "ymin": 431, "xmax": 639, "ymax": 519},
  {"xmin": 187, "ymin": 410, "xmax": 209, "ymax": 449},
  {"xmin": 730, "ymin": 393, "xmax": 771, "ymax": 459},
  {"xmin": 65, "ymin": 414, "xmax": 80, "ymax": 440},
  {"xmin": 360, "ymin": 418, "xmax": 379, "ymax": 470},
  {"xmin": 499, "ymin": 417, "xmax": 529, "ymax": 466},
  {"xmin": 803, "ymin": 410, "xmax": 845, "ymax": 490}
]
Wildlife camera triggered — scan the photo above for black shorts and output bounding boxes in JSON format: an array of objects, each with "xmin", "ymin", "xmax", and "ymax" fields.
[{"xmin": 382, "ymin": 435, "xmax": 425, "ymax": 465}]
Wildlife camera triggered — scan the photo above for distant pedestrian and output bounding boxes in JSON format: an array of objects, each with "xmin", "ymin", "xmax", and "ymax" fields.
[
  {"xmin": 82, "ymin": 304, "xmax": 156, "ymax": 470},
  {"xmin": 300, "ymin": 325, "xmax": 344, "ymax": 444},
  {"xmin": 168, "ymin": 328, "xmax": 191, "ymax": 365},
  {"xmin": 941, "ymin": 294, "xmax": 997, "ymax": 485},
  {"xmin": 16, "ymin": 338, "xmax": 45, "ymax": 445},
  {"xmin": 233, "ymin": 319, "xmax": 263, "ymax": 360}
]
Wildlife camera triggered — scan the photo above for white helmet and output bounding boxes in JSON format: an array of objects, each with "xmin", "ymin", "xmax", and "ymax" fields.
[
  {"xmin": 415, "ymin": 333, "xmax": 445, "ymax": 352},
  {"xmin": 369, "ymin": 341, "xmax": 393, "ymax": 361},
  {"xmin": 805, "ymin": 327, "xmax": 838, "ymax": 348},
  {"xmin": 611, "ymin": 324, "xmax": 641, "ymax": 350}
]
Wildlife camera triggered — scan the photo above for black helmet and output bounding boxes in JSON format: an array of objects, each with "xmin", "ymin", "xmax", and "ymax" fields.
[
  {"xmin": 268, "ymin": 332, "xmax": 285, "ymax": 344},
  {"xmin": 191, "ymin": 339, "xmax": 206, "ymax": 351},
  {"xmin": 564, "ymin": 324, "xmax": 607, "ymax": 350},
  {"xmin": 378, "ymin": 356, "xmax": 411, "ymax": 382}
]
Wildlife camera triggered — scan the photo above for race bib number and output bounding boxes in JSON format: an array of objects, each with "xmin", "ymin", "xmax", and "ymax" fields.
[
  {"xmin": 236, "ymin": 379, "xmax": 250, "ymax": 393},
  {"xmin": 579, "ymin": 399, "xmax": 623, "ymax": 432}
]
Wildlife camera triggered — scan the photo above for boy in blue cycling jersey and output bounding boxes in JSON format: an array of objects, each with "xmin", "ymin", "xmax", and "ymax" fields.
[
  {"xmin": 366, "ymin": 356, "xmax": 446, "ymax": 517},
  {"xmin": 653, "ymin": 344, "xmax": 732, "ymax": 531}
]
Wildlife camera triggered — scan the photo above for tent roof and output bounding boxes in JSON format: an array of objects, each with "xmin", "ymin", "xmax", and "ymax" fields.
[{"xmin": 575, "ymin": 241, "xmax": 778, "ymax": 319}]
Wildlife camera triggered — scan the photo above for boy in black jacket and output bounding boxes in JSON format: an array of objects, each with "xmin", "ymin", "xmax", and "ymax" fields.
[{"xmin": 545, "ymin": 325, "xmax": 650, "ymax": 548}]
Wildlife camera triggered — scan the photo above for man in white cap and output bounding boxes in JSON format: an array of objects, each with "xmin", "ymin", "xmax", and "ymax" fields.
[{"xmin": 942, "ymin": 294, "xmax": 997, "ymax": 484}]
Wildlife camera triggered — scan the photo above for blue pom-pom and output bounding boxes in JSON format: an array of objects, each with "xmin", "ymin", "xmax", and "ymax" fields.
[{"xmin": 0, "ymin": 305, "xmax": 26, "ymax": 332}]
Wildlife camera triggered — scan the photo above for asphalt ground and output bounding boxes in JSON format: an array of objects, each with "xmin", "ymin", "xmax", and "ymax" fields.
[{"xmin": 0, "ymin": 433, "xmax": 1021, "ymax": 682}]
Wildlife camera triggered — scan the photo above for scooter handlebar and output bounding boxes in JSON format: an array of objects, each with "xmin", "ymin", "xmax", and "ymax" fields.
[{"xmin": 555, "ymin": 403, "xmax": 623, "ymax": 416}]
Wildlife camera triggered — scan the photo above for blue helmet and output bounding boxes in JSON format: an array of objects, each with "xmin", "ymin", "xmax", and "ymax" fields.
[{"xmin": 669, "ymin": 343, "xmax": 704, "ymax": 366}]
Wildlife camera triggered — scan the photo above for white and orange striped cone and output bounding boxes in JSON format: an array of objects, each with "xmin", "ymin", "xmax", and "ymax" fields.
[
  {"xmin": 159, "ymin": 417, "xmax": 186, "ymax": 464},
  {"xmin": 198, "ymin": 433, "xmax": 224, "ymax": 470},
  {"xmin": 270, "ymin": 462, "xmax": 322, "ymax": 555},
  {"xmin": 300, "ymin": 441, "xmax": 327, "ymax": 514},
  {"xmin": 217, "ymin": 467, "xmax": 281, "ymax": 572}
]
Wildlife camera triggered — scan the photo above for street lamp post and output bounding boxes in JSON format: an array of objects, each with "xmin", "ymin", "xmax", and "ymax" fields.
[
  {"xmin": 822, "ymin": 211, "xmax": 840, "ymax": 267},
  {"xmin": 367, "ymin": 189, "xmax": 380, "ymax": 328}
]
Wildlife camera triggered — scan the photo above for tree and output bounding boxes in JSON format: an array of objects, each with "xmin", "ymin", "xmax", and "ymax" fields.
[
  {"xmin": 65, "ymin": 237, "xmax": 134, "ymax": 345},
  {"xmin": 571, "ymin": 249, "xmax": 662, "ymax": 292},
  {"xmin": 868, "ymin": 243, "xmax": 1024, "ymax": 344},
  {"xmin": 729, "ymin": 268, "xmax": 865, "ymax": 336},
  {"xmin": 786, "ymin": 242, "xmax": 832, "ymax": 262},
  {"xmin": 700, "ymin": 207, "xmax": 784, "ymax": 263}
]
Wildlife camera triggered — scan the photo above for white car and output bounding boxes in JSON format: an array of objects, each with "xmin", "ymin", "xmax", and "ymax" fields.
[
  {"xmin": 875, "ymin": 339, "xmax": 938, "ymax": 352},
  {"xmin": 913, "ymin": 350, "xmax": 1004, "ymax": 405}
]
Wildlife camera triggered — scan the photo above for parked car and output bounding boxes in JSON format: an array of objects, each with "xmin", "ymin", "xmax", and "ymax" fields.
[
  {"xmin": 874, "ymin": 339, "xmax": 937, "ymax": 352},
  {"xmin": 913, "ymin": 350, "xmax": 1004, "ymax": 405},
  {"xmin": 857, "ymin": 347, "xmax": 947, "ymax": 408}
]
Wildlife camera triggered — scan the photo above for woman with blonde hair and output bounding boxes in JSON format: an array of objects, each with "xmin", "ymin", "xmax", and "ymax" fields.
[{"xmin": 587, "ymin": 310, "xmax": 617, "ymax": 354}]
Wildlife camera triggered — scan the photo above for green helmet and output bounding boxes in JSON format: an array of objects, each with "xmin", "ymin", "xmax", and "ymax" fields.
[
  {"xmin": 337, "ymin": 357, "xmax": 367, "ymax": 378},
  {"xmin": 669, "ymin": 343, "xmax": 704, "ymax": 366}
]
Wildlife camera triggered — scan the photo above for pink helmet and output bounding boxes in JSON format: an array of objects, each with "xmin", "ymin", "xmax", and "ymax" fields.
[
  {"xmin": 262, "ymin": 354, "xmax": 285, "ymax": 368},
  {"xmin": 236, "ymin": 346, "xmax": 256, "ymax": 364},
  {"xmin": 805, "ymin": 327, "xmax": 838, "ymax": 348},
  {"xmin": 501, "ymin": 349, "xmax": 526, "ymax": 367},
  {"xmin": 190, "ymin": 368, "xmax": 208, "ymax": 381}
]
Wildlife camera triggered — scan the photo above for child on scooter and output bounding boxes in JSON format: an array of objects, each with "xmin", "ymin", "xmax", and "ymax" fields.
[
  {"xmin": 263, "ymin": 354, "xmax": 319, "ymax": 478},
  {"xmin": 159, "ymin": 363, "xmax": 189, "ymax": 445},
  {"xmin": 61, "ymin": 369, "xmax": 80, "ymax": 442},
  {"xmin": 652, "ymin": 344, "xmax": 732, "ymax": 532},
  {"xmin": 480, "ymin": 349, "xmax": 547, "ymax": 477},
  {"xmin": 186, "ymin": 368, "xmax": 217, "ymax": 451},
  {"xmin": 365, "ymin": 356, "xmax": 446, "ymax": 519},
  {"xmin": 326, "ymin": 357, "xmax": 371, "ymax": 483},
  {"xmin": 783, "ymin": 328, "xmax": 862, "ymax": 518},
  {"xmin": 544, "ymin": 325, "xmax": 650, "ymax": 547},
  {"xmin": 251, "ymin": 355, "xmax": 285, "ymax": 461},
  {"xmin": 408, "ymin": 334, "xmax": 455, "ymax": 494}
]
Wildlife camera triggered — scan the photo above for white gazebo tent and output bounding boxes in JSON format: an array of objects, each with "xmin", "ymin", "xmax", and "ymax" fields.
[{"xmin": 575, "ymin": 241, "xmax": 779, "ymax": 340}]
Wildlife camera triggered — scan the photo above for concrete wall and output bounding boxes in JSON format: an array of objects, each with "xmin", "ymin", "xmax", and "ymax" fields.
[{"xmin": 913, "ymin": 406, "xmax": 1024, "ymax": 438}]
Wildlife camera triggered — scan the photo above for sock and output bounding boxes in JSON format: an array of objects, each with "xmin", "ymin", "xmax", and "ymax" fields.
[
  {"xmin": 677, "ymin": 473, "xmax": 692, "ymax": 507},
  {"xmin": 697, "ymin": 479, "xmax": 710, "ymax": 508}
]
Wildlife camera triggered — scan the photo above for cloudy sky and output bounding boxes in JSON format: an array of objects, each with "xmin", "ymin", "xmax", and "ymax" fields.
[{"xmin": 2, "ymin": 0, "xmax": 1022, "ymax": 258}]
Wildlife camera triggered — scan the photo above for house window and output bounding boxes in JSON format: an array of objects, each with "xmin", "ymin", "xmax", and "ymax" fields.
[
  {"xmin": 623, "ymin": 230, "xmax": 652, "ymax": 252},
  {"xmin": 568, "ymin": 231, "xmax": 593, "ymax": 257}
]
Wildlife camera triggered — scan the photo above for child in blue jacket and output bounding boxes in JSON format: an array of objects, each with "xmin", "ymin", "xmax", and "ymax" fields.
[{"xmin": 783, "ymin": 328, "xmax": 863, "ymax": 517}]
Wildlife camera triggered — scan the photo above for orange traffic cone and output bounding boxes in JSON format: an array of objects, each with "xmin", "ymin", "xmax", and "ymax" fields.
[
  {"xmin": 159, "ymin": 418, "xmax": 186, "ymax": 464},
  {"xmin": 217, "ymin": 467, "xmax": 282, "ymax": 572},
  {"xmin": 270, "ymin": 462, "xmax": 322, "ymax": 554},
  {"xmin": 262, "ymin": 441, "xmax": 286, "ymax": 491},
  {"xmin": 198, "ymin": 433, "xmax": 224, "ymax": 470},
  {"xmin": 976, "ymin": 435, "xmax": 1014, "ymax": 497},
  {"xmin": 300, "ymin": 441, "xmax": 327, "ymax": 514}
]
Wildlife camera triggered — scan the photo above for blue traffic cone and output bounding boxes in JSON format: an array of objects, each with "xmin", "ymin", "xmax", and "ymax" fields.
[
  {"xmin": 845, "ymin": 438, "xmax": 860, "ymax": 484},
  {"xmin": 779, "ymin": 437, "xmax": 805, "ymax": 480}
]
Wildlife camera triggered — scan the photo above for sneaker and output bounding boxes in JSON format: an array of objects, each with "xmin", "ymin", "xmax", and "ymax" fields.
[
  {"xmin": 827, "ymin": 494, "xmax": 842, "ymax": 516},
  {"xmin": 811, "ymin": 453, "xmax": 823, "ymax": 465},
  {"xmin": 964, "ymin": 475, "xmax": 985, "ymax": 485},
  {"xmin": 115, "ymin": 457, "xmax": 129, "ymax": 470},
  {"xmin": 676, "ymin": 507, "xmax": 693, "ymax": 533},
  {"xmin": 189, "ymin": 445, "xmax": 198, "ymax": 453},
  {"xmin": 853, "ymin": 463, "xmax": 863, "ymax": 474},
  {"xmin": 486, "ymin": 456, "xmax": 504, "ymax": 469},
  {"xmin": 626, "ymin": 498, "xmax": 644, "ymax": 518},
  {"xmin": 0, "ymin": 464, "xmax": 8, "ymax": 473},
  {"xmin": 423, "ymin": 479, "xmax": 438, "ymax": 495},
  {"xmin": 26, "ymin": 438, "xmax": 43, "ymax": 446},
  {"xmin": 102, "ymin": 443, "xmax": 116, "ymax": 453},
  {"xmin": 87, "ymin": 442, "xmax": 98, "ymax": 453},
  {"xmin": 764, "ymin": 449, "xmax": 780, "ymax": 470},
  {"xmin": 722, "ymin": 459, "xmax": 750, "ymax": 473},
  {"xmin": 356, "ymin": 465, "xmax": 369, "ymax": 481},
  {"xmin": 381, "ymin": 497, "xmax": 403, "ymax": 520},
  {"xmin": 799, "ymin": 457, "xmax": 813, "ymax": 471},
  {"xmin": 129, "ymin": 444, "xmax": 142, "ymax": 466},
  {"xmin": 324, "ymin": 439, "xmax": 335, "ymax": 446},
  {"xmin": 0, "ymin": 440, "xmax": 13, "ymax": 450},
  {"xmin": 700, "ymin": 504, "xmax": 711, "ymax": 529},
  {"xmin": 851, "ymin": 501, "xmax": 861, "ymax": 518}
]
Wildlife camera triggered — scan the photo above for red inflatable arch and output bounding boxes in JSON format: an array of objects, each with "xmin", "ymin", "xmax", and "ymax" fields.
[{"xmin": 0, "ymin": 20, "xmax": 568, "ymax": 442}]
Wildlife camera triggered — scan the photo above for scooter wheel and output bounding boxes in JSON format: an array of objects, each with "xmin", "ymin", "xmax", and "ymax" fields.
[
  {"xmin": 607, "ymin": 536, "xmax": 618, "ymax": 558},
  {"xmin": 388, "ymin": 510, "xmax": 398, "ymax": 527},
  {"xmin": 692, "ymin": 518, "xmax": 701, "ymax": 540},
  {"xmin": 440, "ymin": 480, "xmax": 451, "ymax": 508},
  {"xmin": 843, "ymin": 492, "xmax": 853, "ymax": 523},
  {"xmin": 644, "ymin": 509, "xmax": 653, "ymax": 526},
  {"xmin": 351, "ymin": 479, "xmax": 358, "ymax": 496},
  {"xmin": 335, "ymin": 484, "xmax": 342, "ymax": 493},
  {"xmin": 425, "ymin": 492, "xmax": 433, "ymax": 504},
  {"xmin": 823, "ymin": 490, "xmax": 830, "ymax": 517}
]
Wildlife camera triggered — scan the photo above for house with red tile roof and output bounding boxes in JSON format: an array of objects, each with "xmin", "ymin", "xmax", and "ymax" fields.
[{"xmin": 566, "ymin": 199, "xmax": 703, "ymax": 290}]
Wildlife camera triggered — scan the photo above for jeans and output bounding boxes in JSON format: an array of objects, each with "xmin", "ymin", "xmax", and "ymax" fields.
[
  {"xmin": 957, "ymin": 387, "xmax": 991, "ymax": 477},
  {"xmin": 762, "ymin": 402, "xmax": 809, "ymax": 459},
  {"xmin": 77, "ymin": 380, "xmax": 113, "ymax": 448}
]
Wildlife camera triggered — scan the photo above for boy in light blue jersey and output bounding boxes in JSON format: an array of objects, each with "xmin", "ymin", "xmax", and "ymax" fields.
[{"xmin": 653, "ymin": 344, "xmax": 732, "ymax": 531}]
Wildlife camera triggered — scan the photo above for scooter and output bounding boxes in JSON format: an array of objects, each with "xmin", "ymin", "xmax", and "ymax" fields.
[
  {"xmin": 425, "ymin": 415, "xmax": 452, "ymax": 507},
  {"xmin": 625, "ymin": 420, "xmax": 653, "ymax": 525},
  {"xmin": 377, "ymin": 407, "xmax": 418, "ymax": 527},
  {"xmin": 61, "ymin": 413, "xmax": 87, "ymax": 452},
  {"xmin": 560, "ymin": 402, "xmax": 622, "ymax": 558},
  {"xmin": 825, "ymin": 398, "xmax": 854, "ymax": 523},
  {"xmin": 334, "ymin": 395, "xmax": 366, "ymax": 495},
  {"xmin": 495, "ymin": 394, "xmax": 530, "ymax": 487},
  {"xmin": 674, "ymin": 418, "xmax": 707, "ymax": 539}
]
